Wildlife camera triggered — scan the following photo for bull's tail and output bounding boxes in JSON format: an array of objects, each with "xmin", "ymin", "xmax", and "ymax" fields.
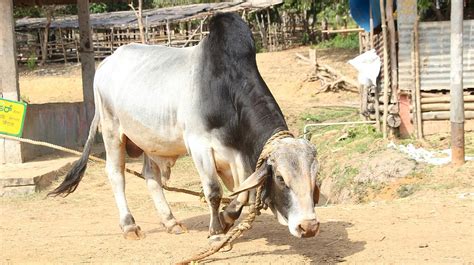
[{"xmin": 48, "ymin": 108, "xmax": 100, "ymax": 197}]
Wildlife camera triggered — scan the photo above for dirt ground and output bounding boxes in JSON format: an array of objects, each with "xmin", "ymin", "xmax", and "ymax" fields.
[{"xmin": 2, "ymin": 47, "xmax": 473, "ymax": 264}]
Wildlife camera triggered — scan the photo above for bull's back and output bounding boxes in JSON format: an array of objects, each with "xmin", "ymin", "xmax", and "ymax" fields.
[{"xmin": 94, "ymin": 43, "xmax": 200, "ymax": 156}]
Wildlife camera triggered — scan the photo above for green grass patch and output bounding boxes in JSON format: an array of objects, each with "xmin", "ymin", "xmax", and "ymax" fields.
[
  {"xmin": 316, "ymin": 33, "xmax": 359, "ymax": 50},
  {"xmin": 301, "ymin": 107, "xmax": 357, "ymax": 123}
]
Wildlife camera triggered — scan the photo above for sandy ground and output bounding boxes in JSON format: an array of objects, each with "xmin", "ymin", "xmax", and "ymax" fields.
[{"xmin": 2, "ymin": 47, "xmax": 473, "ymax": 264}]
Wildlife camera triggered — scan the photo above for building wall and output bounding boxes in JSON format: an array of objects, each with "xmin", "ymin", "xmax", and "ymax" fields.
[
  {"xmin": 20, "ymin": 102, "xmax": 89, "ymax": 161},
  {"xmin": 398, "ymin": 20, "xmax": 474, "ymax": 92}
]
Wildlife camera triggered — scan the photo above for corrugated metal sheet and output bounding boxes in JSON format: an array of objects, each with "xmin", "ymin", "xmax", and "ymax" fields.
[{"xmin": 398, "ymin": 20, "xmax": 474, "ymax": 92}]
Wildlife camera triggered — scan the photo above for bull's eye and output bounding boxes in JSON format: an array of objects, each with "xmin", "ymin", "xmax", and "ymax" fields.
[{"xmin": 275, "ymin": 175, "xmax": 287, "ymax": 187}]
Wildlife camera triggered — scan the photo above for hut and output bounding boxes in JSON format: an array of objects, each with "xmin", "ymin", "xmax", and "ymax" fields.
[
  {"xmin": 351, "ymin": 0, "xmax": 474, "ymax": 138},
  {"xmin": 14, "ymin": 0, "xmax": 288, "ymax": 64}
]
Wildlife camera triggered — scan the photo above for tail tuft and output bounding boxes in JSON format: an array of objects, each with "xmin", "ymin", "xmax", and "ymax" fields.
[{"xmin": 48, "ymin": 155, "xmax": 88, "ymax": 197}]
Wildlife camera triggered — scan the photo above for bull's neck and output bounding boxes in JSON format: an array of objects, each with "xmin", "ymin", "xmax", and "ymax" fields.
[{"xmin": 235, "ymin": 72, "xmax": 288, "ymax": 170}]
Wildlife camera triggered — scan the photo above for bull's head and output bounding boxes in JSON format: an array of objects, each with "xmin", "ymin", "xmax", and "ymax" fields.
[{"xmin": 231, "ymin": 138, "xmax": 320, "ymax": 238}]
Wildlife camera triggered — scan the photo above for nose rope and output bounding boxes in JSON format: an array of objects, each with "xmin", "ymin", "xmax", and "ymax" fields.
[{"xmin": 177, "ymin": 130, "xmax": 294, "ymax": 264}]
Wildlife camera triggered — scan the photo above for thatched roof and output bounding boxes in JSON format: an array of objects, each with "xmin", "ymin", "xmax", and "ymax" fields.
[
  {"xmin": 15, "ymin": 1, "xmax": 282, "ymax": 30},
  {"xmin": 13, "ymin": 0, "xmax": 125, "ymax": 7}
]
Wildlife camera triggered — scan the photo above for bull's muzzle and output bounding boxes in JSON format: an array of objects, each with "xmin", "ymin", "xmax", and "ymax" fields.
[{"xmin": 298, "ymin": 219, "xmax": 320, "ymax": 238}]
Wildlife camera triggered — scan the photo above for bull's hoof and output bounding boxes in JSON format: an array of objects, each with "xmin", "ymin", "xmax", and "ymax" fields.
[
  {"xmin": 209, "ymin": 234, "xmax": 232, "ymax": 252},
  {"xmin": 122, "ymin": 224, "xmax": 145, "ymax": 240},
  {"xmin": 219, "ymin": 212, "xmax": 235, "ymax": 234},
  {"xmin": 166, "ymin": 222, "xmax": 188, "ymax": 235}
]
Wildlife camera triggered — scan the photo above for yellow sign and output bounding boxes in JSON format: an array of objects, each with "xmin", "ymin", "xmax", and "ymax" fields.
[{"xmin": 0, "ymin": 98, "xmax": 27, "ymax": 137}]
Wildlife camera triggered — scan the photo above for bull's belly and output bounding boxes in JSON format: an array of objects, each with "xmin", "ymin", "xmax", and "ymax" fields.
[{"xmin": 117, "ymin": 114, "xmax": 187, "ymax": 157}]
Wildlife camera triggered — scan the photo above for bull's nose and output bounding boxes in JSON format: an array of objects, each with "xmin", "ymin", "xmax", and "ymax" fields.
[{"xmin": 298, "ymin": 219, "xmax": 320, "ymax": 238}]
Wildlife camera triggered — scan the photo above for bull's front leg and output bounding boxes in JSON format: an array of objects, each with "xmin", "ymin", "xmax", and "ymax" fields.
[
  {"xmin": 220, "ymin": 191, "xmax": 249, "ymax": 233},
  {"xmin": 187, "ymin": 140, "xmax": 225, "ymax": 244}
]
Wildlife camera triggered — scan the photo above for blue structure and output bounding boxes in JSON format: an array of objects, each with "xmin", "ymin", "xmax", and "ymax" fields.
[{"xmin": 349, "ymin": 0, "xmax": 381, "ymax": 32}]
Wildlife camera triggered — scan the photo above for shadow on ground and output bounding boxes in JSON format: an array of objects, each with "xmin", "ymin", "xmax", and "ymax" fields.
[{"xmin": 180, "ymin": 212, "xmax": 366, "ymax": 263}]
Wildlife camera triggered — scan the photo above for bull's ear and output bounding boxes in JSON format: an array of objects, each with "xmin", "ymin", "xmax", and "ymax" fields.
[
  {"xmin": 313, "ymin": 185, "xmax": 320, "ymax": 204},
  {"xmin": 311, "ymin": 159, "xmax": 320, "ymax": 204},
  {"xmin": 230, "ymin": 162, "xmax": 269, "ymax": 197}
]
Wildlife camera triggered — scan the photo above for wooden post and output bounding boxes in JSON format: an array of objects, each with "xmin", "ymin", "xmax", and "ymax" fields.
[
  {"xmin": 0, "ymin": 0, "xmax": 23, "ymax": 163},
  {"xmin": 411, "ymin": 30, "xmax": 418, "ymax": 137},
  {"xmin": 386, "ymin": 0, "xmax": 398, "ymax": 103},
  {"xmin": 266, "ymin": 9, "xmax": 272, "ymax": 51},
  {"xmin": 414, "ymin": 18, "xmax": 423, "ymax": 139},
  {"xmin": 199, "ymin": 19, "xmax": 204, "ymax": 40},
  {"xmin": 379, "ymin": 0, "xmax": 390, "ymax": 139},
  {"xmin": 145, "ymin": 16, "xmax": 149, "ymax": 43},
  {"xmin": 166, "ymin": 20, "xmax": 171, "ymax": 46},
  {"xmin": 450, "ymin": 0, "xmax": 465, "ymax": 165},
  {"xmin": 369, "ymin": 3, "xmax": 374, "ymax": 49},
  {"xmin": 40, "ymin": 7, "xmax": 53, "ymax": 65},
  {"xmin": 374, "ymin": 85, "xmax": 381, "ymax": 131},
  {"xmin": 77, "ymin": 0, "xmax": 95, "ymax": 126},
  {"xmin": 110, "ymin": 27, "xmax": 114, "ymax": 52},
  {"xmin": 58, "ymin": 28, "xmax": 68, "ymax": 63}
]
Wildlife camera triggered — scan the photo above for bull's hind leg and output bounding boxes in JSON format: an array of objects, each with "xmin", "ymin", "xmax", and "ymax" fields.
[
  {"xmin": 101, "ymin": 123, "xmax": 144, "ymax": 239},
  {"xmin": 143, "ymin": 154, "xmax": 187, "ymax": 234}
]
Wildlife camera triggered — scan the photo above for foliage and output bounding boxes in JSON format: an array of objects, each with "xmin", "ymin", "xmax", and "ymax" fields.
[
  {"xmin": 317, "ymin": 33, "xmax": 359, "ymax": 50},
  {"xmin": 89, "ymin": 3, "xmax": 108, "ymax": 14},
  {"xmin": 26, "ymin": 53, "xmax": 37, "ymax": 70},
  {"xmin": 13, "ymin": 6, "xmax": 43, "ymax": 18}
]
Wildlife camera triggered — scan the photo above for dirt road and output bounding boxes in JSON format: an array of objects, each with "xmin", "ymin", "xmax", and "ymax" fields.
[
  {"xmin": 1, "ymin": 159, "xmax": 473, "ymax": 264},
  {"xmin": 2, "ymin": 47, "xmax": 473, "ymax": 264}
]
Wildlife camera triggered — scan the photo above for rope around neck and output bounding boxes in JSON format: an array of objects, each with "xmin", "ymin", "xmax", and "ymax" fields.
[{"xmin": 176, "ymin": 130, "xmax": 294, "ymax": 264}]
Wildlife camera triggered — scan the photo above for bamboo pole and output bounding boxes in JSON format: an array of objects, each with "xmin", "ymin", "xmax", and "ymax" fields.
[
  {"xmin": 414, "ymin": 17, "xmax": 423, "ymax": 139},
  {"xmin": 450, "ymin": 0, "xmax": 465, "ymax": 165},
  {"xmin": 380, "ymin": 0, "xmax": 390, "ymax": 139},
  {"xmin": 322, "ymin": 28, "xmax": 364, "ymax": 34}
]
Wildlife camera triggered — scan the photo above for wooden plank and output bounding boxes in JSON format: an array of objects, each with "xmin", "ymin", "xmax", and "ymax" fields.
[
  {"xmin": 422, "ymin": 111, "xmax": 474, "ymax": 120},
  {"xmin": 421, "ymin": 103, "xmax": 474, "ymax": 111},
  {"xmin": 421, "ymin": 95, "xmax": 474, "ymax": 104}
]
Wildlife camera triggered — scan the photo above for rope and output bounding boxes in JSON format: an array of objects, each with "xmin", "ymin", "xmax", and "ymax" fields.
[
  {"xmin": 1, "ymin": 130, "xmax": 295, "ymax": 263},
  {"xmin": 0, "ymin": 134, "xmax": 232, "ymax": 203},
  {"xmin": 176, "ymin": 130, "xmax": 294, "ymax": 264}
]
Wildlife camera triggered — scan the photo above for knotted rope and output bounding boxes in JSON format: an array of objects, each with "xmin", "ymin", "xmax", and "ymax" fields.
[{"xmin": 176, "ymin": 130, "xmax": 294, "ymax": 264}]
